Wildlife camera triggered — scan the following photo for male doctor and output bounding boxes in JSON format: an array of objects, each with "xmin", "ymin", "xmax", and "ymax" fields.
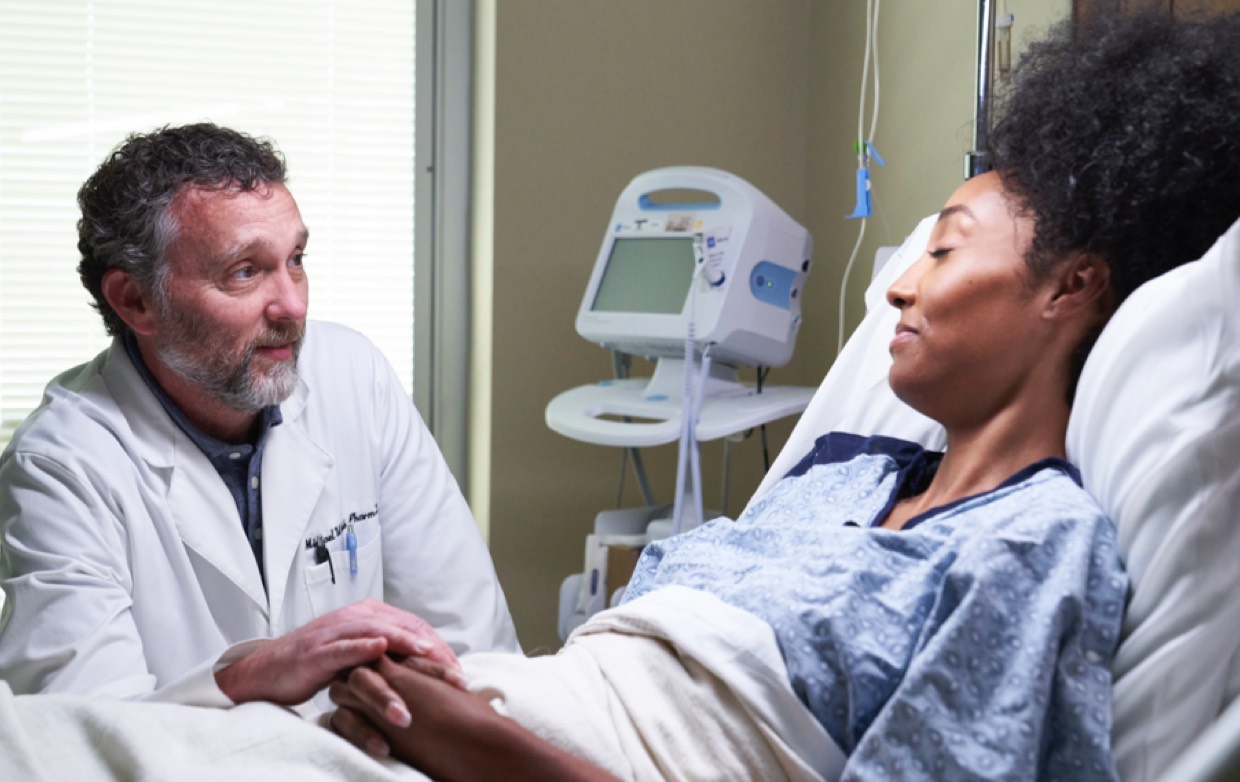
[{"xmin": 0, "ymin": 123, "xmax": 519, "ymax": 711}]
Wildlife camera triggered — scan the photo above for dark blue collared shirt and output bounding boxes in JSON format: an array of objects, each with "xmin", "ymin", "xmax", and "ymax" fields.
[{"xmin": 123, "ymin": 334, "xmax": 282, "ymax": 588}]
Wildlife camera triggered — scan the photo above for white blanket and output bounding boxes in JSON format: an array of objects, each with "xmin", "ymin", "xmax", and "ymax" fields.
[
  {"xmin": 0, "ymin": 588, "xmax": 844, "ymax": 780},
  {"xmin": 0, "ymin": 684, "xmax": 429, "ymax": 782},
  {"xmin": 463, "ymin": 585, "xmax": 845, "ymax": 781}
]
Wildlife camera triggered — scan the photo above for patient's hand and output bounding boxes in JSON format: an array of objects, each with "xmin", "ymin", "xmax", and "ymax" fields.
[
  {"xmin": 329, "ymin": 656, "xmax": 620, "ymax": 781},
  {"xmin": 330, "ymin": 656, "xmax": 490, "ymax": 760}
]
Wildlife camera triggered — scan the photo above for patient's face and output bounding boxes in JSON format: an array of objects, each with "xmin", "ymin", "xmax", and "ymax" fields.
[{"xmin": 885, "ymin": 172, "xmax": 1046, "ymax": 426}]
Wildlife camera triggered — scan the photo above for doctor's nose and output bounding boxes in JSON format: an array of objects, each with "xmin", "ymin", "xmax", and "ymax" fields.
[{"xmin": 266, "ymin": 269, "xmax": 309, "ymax": 322}]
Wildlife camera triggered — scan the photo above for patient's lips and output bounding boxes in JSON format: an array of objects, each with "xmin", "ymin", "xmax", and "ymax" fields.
[{"xmin": 890, "ymin": 322, "xmax": 918, "ymax": 352}]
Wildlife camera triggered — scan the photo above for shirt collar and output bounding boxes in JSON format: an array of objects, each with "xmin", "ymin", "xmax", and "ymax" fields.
[{"xmin": 121, "ymin": 331, "xmax": 283, "ymax": 450}]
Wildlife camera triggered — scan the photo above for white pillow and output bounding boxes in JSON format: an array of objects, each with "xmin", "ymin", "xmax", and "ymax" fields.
[
  {"xmin": 1066, "ymin": 215, "xmax": 1240, "ymax": 782},
  {"xmin": 745, "ymin": 215, "xmax": 943, "ymax": 509}
]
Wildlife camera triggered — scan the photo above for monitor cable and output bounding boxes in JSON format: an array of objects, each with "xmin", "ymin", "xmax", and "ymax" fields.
[{"xmin": 611, "ymin": 349, "xmax": 654, "ymax": 509}]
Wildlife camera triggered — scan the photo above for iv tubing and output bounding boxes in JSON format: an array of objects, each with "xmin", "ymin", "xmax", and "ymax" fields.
[{"xmin": 839, "ymin": 0, "xmax": 882, "ymax": 356}]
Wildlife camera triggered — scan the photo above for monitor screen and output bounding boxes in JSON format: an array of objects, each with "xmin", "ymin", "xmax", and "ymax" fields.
[{"xmin": 590, "ymin": 237, "xmax": 696, "ymax": 315}]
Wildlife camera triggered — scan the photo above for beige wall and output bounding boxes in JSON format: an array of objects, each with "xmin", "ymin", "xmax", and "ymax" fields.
[
  {"xmin": 800, "ymin": 0, "xmax": 1067, "ymax": 381},
  {"xmin": 485, "ymin": 0, "xmax": 1066, "ymax": 652}
]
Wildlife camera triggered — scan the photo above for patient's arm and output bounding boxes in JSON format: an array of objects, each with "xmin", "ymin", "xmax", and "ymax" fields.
[{"xmin": 329, "ymin": 655, "xmax": 620, "ymax": 782}]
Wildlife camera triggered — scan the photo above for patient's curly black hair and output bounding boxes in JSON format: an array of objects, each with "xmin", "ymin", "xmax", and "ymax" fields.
[{"xmin": 987, "ymin": 12, "xmax": 1240, "ymax": 303}]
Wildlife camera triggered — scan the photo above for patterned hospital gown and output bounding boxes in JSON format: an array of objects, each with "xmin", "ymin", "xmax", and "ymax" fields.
[{"xmin": 623, "ymin": 433, "xmax": 1127, "ymax": 781}]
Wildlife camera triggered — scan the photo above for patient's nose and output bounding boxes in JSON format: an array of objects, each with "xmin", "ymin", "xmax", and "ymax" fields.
[{"xmin": 886, "ymin": 259, "xmax": 924, "ymax": 310}]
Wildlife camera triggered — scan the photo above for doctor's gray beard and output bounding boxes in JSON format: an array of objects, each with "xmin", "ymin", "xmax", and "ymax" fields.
[{"xmin": 156, "ymin": 308, "xmax": 305, "ymax": 414}]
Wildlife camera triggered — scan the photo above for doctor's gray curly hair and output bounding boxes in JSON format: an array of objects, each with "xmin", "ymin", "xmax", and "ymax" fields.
[
  {"xmin": 76, "ymin": 123, "xmax": 287, "ymax": 336},
  {"xmin": 987, "ymin": 12, "xmax": 1240, "ymax": 303}
]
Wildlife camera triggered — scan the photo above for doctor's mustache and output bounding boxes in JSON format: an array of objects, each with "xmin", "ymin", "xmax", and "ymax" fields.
[{"xmin": 253, "ymin": 321, "xmax": 306, "ymax": 351}]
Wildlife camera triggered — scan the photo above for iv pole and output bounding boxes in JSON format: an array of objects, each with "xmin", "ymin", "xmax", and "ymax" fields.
[{"xmin": 966, "ymin": 0, "xmax": 996, "ymax": 179}]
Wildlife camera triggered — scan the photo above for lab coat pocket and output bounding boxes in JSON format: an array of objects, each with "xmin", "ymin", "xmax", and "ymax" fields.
[{"xmin": 303, "ymin": 532, "xmax": 384, "ymax": 617}]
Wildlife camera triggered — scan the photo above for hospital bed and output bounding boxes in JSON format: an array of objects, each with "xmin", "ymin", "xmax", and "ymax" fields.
[
  {"xmin": 741, "ymin": 213, "xmax": 1240, "ymax": 782},
  {"xmin": 551, "ymin": 161, "xmax": 1240, "ymax": 778}
]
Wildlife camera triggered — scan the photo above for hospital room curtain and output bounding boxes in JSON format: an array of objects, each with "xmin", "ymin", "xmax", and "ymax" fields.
[{"xmin": 0, "ymin": 0, "xmax": 425, "ymax": 448}]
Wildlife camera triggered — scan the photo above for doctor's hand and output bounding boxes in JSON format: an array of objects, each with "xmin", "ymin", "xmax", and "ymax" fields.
[{"xmin": 215, "ymin": 598, "xmax": 460, "ymax": 719}]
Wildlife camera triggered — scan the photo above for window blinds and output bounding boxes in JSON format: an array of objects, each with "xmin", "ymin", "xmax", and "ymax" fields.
[{"xmin": 0, "ymin": 0, "xmax": 417, "ymax": 444}]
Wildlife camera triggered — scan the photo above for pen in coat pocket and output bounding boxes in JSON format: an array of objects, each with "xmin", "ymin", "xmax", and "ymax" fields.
[{"xmin": 346, "ymin": 523, "xmax": 358, "ymax": 579}]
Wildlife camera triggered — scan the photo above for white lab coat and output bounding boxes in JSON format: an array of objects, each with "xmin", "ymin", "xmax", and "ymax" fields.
[{"xmin": 0, "ymin": 320, "xmax": 519, "ymax": 706}]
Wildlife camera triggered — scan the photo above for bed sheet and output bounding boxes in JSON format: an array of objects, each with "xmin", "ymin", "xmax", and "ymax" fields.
[{"xmin": 0, "ymin": 682, "xmax": 429, "ymax": 782}]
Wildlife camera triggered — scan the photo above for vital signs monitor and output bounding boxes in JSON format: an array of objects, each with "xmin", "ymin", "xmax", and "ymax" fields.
[
  {"xmin": 576, "ymin": 167, "xmax": 812, "ymax": 368},
  {"xmin": 551, "ymin": 168, "xmax": 818, "ymax": 634}
]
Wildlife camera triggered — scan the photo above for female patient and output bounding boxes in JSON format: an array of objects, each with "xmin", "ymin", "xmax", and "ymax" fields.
[{"xmin": 330, "ymin": 13, "xmax": 1240, "ymax": 782}]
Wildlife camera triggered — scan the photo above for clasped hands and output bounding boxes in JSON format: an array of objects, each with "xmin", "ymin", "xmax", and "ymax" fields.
[
  {"xmin": 327, "ymin": 651, "xmax": 620, "ymax": 782},
  {"xmin": 213, "ymin": 598, "xmax": 465, "ymax": 730},
  {"xmin": 215, "ymin": 599, "xmax": 620, "ymax": 781}
]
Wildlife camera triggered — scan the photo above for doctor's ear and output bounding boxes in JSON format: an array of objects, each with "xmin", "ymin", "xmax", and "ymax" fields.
[
  {"xmin": 101, "ymin": 269, "xmax": 159, "ymax": 336},
  {"xmin": 1043, "ymin": 253, "xmax": 1113, "ymax": 321}
]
